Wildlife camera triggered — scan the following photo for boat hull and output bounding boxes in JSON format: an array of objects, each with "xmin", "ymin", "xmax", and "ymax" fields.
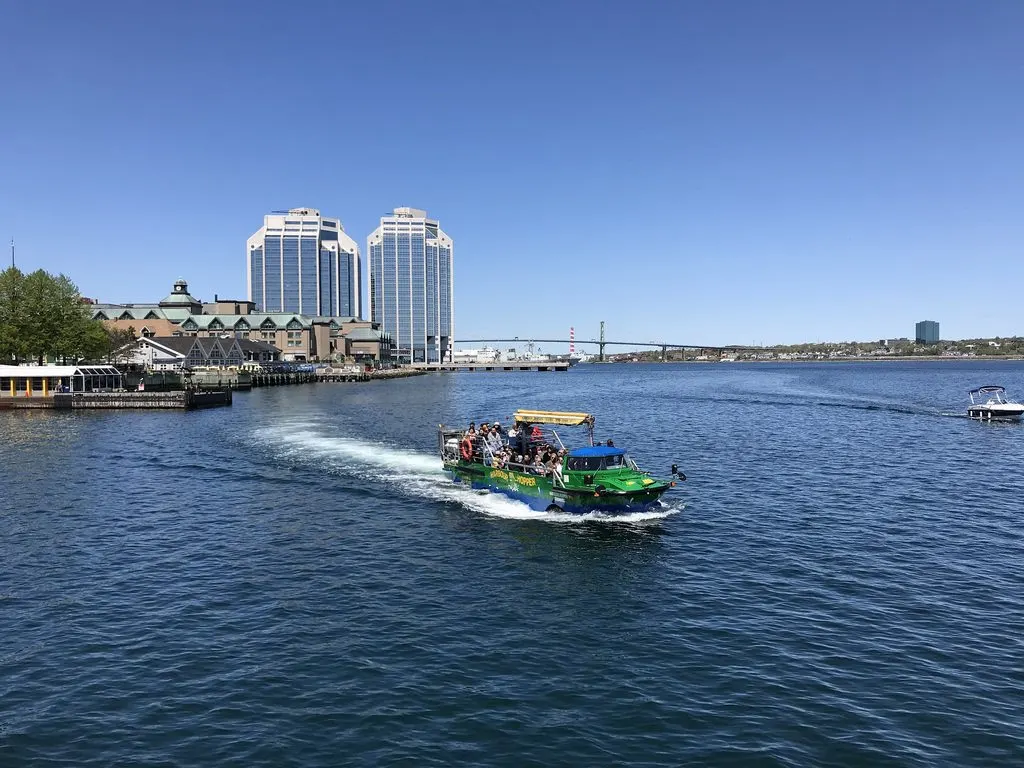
[
  {"xmin": 968, "ymin": 405, "xmax": 1024, "ymax": 422},
  {"xmin": 443, "ymin": 461, "xmax": 669, "ymax": 513}
]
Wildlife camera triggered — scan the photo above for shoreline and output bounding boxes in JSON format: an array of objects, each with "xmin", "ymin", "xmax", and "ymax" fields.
[{"xmin": 599, "ymin": 356, "xmax": 1024, "ymax": 365}]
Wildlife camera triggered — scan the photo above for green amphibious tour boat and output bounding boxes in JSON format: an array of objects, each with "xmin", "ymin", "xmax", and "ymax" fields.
[{"xmin": 438, "ymin": 410, "xmax": 685, "ymax": 514}]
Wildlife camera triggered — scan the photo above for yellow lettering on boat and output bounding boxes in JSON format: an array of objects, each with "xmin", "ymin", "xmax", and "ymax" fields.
[{"xmin": 487, "ymin": 469, "xmax": 536, "ymax": 486}]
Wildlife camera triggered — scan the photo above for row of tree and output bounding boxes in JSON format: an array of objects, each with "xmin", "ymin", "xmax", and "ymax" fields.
[{"xmin": 0, "ymin": 267, "xmax": 135, "ymax": 364}]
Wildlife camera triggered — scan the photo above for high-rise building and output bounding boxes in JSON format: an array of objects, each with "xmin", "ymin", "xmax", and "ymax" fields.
[
  {"xmin": 915, "ymin": 320, "xmax": 940, "ymax": 344},
  {"xmin": 367, "ymin": 207, "xmax": 453, "ymax": 364},
  {"xmin": 247, "ymin": 208, "xmax": 361, "ymax": 317}
]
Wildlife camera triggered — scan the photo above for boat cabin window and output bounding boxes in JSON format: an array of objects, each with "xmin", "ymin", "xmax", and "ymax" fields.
[{"xmin": 566, "ymin": 454, "xmax": 624, "ymax": 471}]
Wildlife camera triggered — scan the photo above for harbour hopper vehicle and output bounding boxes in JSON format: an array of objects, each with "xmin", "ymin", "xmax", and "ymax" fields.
[
  {"xmin": 967, "ymin": 386, "xmax": 1024, "ymax": 422},
  {"xmin": 438, "ymin": 409, "xmax": 685, "ymax": 513}
]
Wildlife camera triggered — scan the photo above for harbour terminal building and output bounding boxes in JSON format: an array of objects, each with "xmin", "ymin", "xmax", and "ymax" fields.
[
  {"xmin": 247, "ymin": 208, "xmax": 361, "ymax": 317},
  {"xmin": 368, "ymin": 207, "xmax": 453, "ymax": 364},
  {"xmin": 92, "ymin": 279, "xmax": 392, "ymax": 365}
]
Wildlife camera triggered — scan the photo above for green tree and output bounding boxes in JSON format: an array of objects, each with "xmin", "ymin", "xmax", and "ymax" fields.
[
  {"xmin": 81, "ymin": 321, "xmax": 113, "ymax": 362},
  {"xmin": 0, "ymin": 266, "xmax": 105, "ymax": 363},
  {"xmin": 0, "ymin": 267, "xmax": 28, "ymax": 362},
  {"xmin": 100, "ymin": 326, "xmax": 138, "ymax": 362}
]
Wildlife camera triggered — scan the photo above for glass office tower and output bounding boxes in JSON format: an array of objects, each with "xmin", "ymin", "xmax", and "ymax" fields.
[
  {"xmin": 915, "ymin": 320, "xmax": 939, "ymax": 344},
  {"xmin": 367, "ymin": 207, "xmax": 453, "ymax": 364},
  {"xmin": 247, "ymin": 208, "xmax": 361, "ymax": 317}
]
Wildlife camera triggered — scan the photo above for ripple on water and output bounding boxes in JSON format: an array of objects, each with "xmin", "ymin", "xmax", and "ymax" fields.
[{"xmin": 2, "ymin": 362, "xmax": 1024, "ymax": 766}]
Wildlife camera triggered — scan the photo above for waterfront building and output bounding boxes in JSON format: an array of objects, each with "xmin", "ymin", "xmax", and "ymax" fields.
[
  {"xmin": 0, "ymin": 365, "xmax": 123, "ymax": 397},
  {"xmin": 204, "ymin": 297, "xmax": 256, "ymax": 315},
  {"xmin": 124, "ymin": 337, "xmax": 279, "ymax": 371},
  {"xmin": 246, "ymin": 208, "xmax": 361, "ymax": 317},
  {"xmin": 178, "ymin": 312, "xmax": 391, "ymax": 363},
  {"xmin": 129, "ymin": 337, "xmax": 245, "ymax": 370},
  {"xmin": 915, "ymin": 320, "xmax": 940, "ymax": 344},
  {"xmin": 92, "ymin": 279, "xmax": 202, "ymax": 337},
  {"xmin": 93, "ymin": 279, "xmax": 393, "ymax": 365},
  {"xmin": 367, "ymin": 207, "xmax": 453, "ymax": 364}
]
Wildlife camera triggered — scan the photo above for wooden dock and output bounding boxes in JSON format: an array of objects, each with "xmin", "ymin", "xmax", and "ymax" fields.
[
  {"xmin": 250, "ymin": 371, "xmax": 317, "ymax": 387},
  {"xmin": 0, "ymin": 391, "xmax": 232, "ymax": 410},
  {"xmin": 316, "ymin": 368, "xmax": 369, "ymax": 382}
]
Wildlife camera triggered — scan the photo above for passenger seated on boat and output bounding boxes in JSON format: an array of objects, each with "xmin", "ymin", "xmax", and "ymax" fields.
[{"xmin": 492, "ymin": 449, "xmax": 506, "ymax": 469}]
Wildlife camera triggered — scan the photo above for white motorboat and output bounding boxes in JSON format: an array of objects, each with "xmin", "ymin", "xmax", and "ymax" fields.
[{"xmin": 967, "ymin": 386, "xmax": 1024, "ymax": 422}]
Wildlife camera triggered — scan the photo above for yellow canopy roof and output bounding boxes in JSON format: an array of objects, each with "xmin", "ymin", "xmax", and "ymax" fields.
[{"xmin": 512, "ymin": 409, "xmax": 594, "ymax": 426}]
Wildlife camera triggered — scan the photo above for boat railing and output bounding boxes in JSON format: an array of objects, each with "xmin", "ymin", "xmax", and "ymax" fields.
[
  {"xmin": 499, "ymin": 460, "xmax": 560, "ymax": 480},
  {"xmin": 480, "ymin": 438, "xmax": 498, "ymax": 464}
]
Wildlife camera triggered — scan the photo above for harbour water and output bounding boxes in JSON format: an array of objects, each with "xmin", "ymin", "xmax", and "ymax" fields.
[{"xmin": 2, "ymin": 362, "xmax": 1023, "ymax": 766}]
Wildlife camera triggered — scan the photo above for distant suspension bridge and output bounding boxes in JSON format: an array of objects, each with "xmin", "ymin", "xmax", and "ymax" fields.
[{"xmin": 457, "ymin": 323, "xmax": 755, "ymax": 362}]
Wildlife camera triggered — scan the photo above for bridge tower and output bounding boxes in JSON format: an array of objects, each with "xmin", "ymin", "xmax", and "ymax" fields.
[{"xmin": 599, "ymin": 321, "xmax": 606, "ymax": 362}]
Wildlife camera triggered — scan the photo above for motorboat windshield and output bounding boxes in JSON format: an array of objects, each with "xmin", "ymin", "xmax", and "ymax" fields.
[
  {"xmin": 969, "ymin": 385, "xmax": 1013, "ymax": 405},
  {"xmin": 565, "ymin": 446, "xmax": 628, "ymax": 471}
]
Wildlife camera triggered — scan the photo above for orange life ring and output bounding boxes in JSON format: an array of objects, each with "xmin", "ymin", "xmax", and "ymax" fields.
[{"xmin": 460, "ymin": 437, "xmax": 473, "ymax": 461}]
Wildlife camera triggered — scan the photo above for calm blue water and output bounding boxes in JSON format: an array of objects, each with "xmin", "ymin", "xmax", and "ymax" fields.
[{"xmin": 3, "ymin": 362, "xmax": 1024, "ymax": 767}]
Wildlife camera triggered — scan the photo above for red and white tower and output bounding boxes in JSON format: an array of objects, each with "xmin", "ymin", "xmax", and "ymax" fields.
[{"xmin": 569, "ymin": 326, "xmax": 575, "ymax": 356}]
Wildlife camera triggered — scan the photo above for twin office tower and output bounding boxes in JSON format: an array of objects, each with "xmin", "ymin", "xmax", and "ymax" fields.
[{"xmin": 246, "ymin": 207, "xmax": 453, "ymax": 363}]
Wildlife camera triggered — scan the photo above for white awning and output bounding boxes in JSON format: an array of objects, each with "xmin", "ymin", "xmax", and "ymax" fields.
[
  {"xmin": 0, "ymin": 365, "xmax": 122, "ymax": 377},
  {"xmin": 0, "ymin": 365, "xmax": 79, "ymax": 377}
]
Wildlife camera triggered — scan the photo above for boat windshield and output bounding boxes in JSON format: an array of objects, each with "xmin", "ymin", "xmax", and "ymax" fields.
[{"xmin": 566, "ymin": 453, "xmax": 626, "ymax": 471}]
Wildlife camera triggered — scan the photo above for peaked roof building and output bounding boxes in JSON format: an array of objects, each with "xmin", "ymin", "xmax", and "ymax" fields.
[{"xmin": 93, "ymin": 278, "xmax": 393, "ymax": 364}]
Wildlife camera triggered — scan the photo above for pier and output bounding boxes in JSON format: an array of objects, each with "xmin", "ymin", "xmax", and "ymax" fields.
[
  {"xmin": 0, "ymin": 390, "xmax": 232, "ymax": 410},
  {"xmin": 249, "ymin": 371, "xmax": 317, "ymax": 387},
  {"xmin": 411, "ymin": 362, "xmax": 570, "ymax": 372},
  {"xmin": 316, "ymin": 367, "xmax": 370, "ymax": 383}
]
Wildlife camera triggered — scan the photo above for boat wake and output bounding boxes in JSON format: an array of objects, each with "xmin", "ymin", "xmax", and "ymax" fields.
[
  {"xmin": 257, "ymin": 422, "xmax": 681, "ymax": 524},
  {"xmin": 672, "ymin": 392, "xmax": 943, "ymax": 418}
]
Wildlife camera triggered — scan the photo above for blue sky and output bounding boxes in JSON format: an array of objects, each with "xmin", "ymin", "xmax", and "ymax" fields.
[{"xmin": 2, "ymin": 1, "xmax": 1022, "ymax": 348}]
